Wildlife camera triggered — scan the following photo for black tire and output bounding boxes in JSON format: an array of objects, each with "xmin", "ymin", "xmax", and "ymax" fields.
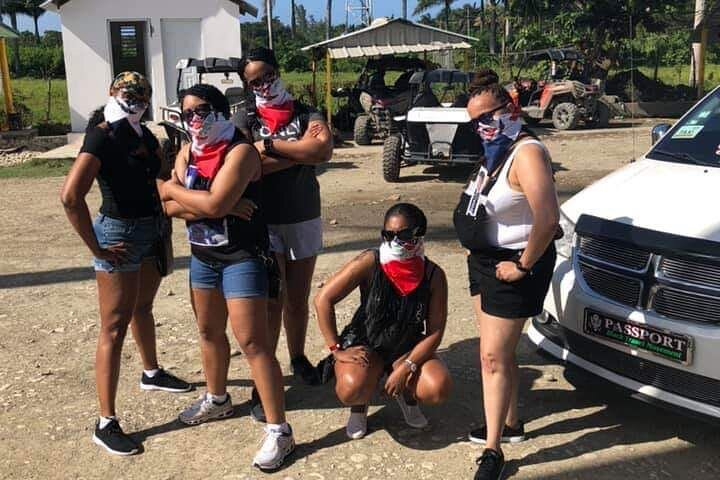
[
  {"xmin": 552, "ymin": 102, "xmax": 580, "ymax": 130},
  {"xmin": 382, "ymin": 135, "xmax": 402, "ymax": 182},
  {"xmin": 585, "ymin": 101, "xmax": 610, "ymax": 129},
  {"xmin": 354, "ymin": 115, "xmax": 373, "ymax": 145}
]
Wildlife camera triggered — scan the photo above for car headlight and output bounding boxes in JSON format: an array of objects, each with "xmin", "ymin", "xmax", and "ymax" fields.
[{"xmin": 556, "ymin": 209, "xmax": 576, "ymax": 259}]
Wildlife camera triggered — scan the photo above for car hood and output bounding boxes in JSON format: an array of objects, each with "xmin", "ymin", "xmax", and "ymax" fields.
[{"xmin": 562, "ymin": 158, "xmax": 720, "ymax": 242}]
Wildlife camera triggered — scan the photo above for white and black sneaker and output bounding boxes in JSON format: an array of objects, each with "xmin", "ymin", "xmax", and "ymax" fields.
[
  {"xmin": 178, "ymin": 393, "xmax": 234, "ymax": 425},
  {"xmin": 252, "ymin": 424, "xmax": 296, "ymax": 471},
  {"xmin": 468, "ymin": 421, "xmax": 525, "ymax": 444},
  {"xmin": 140, "ymin": 369, "xmax": 192, "ymax": 393},
  {"xmin": 92, "ymin": 418, "xmax": 140, "ymax": 456}
]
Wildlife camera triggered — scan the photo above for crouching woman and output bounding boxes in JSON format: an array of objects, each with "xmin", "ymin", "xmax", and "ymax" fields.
[{"xmin": 314, "ymin": 203, "xmax": 452, "ymax": 440}]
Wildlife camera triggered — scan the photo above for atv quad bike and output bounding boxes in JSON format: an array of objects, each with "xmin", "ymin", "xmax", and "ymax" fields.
[
  {"xmin": 506, "ymin": 47, "xmax": 619, "ymax": 130},
  {"xmin": 347, "ymin": 56, "xmax": 436, "ymax": 145},
  {"xmin": 159, "ymin": 57, "xmax": 248, "ymax": 155},
  {"xmin": 381, "ymin": 69, "xmax": 482, "ymax": 182}
]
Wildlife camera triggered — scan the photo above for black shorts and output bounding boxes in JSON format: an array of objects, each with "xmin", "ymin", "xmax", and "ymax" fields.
[{"xmin": 467, "ymin": 244, "xmax": 556, "ymax": 318}]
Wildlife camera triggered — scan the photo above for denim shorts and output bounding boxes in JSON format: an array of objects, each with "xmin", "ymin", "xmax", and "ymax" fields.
[
  {"xmin": 92, "ymin": 214, "xmax": 160, "ymax": 273},
  {"xmin": 190, "ymin": 256, "xmax": 268, "ymax": 299}
]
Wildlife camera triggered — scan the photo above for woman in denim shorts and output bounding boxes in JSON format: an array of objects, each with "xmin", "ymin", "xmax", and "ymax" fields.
[
  {"xmin": 160, "ymin": 84, "xmax": 294, "ymax": 471},
  {"xmin": 61, "ymin": 72, "xmax": 191, "ymax": 457}
]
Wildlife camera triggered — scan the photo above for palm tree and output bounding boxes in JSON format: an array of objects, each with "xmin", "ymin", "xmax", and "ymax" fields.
[
  {"xmin": 2, "ymin": 0, "xmax": 29, "ymax": 73},
  {"xmin": 413, "ymin": 0, "xmax": 457, "ymax": 29}
]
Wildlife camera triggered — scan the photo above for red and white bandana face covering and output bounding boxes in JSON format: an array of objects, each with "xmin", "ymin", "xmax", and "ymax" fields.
[
  {"xmin": 379, "ymin": 237, "xmax": 426, "ymax": 296},
  {"xmin": 185, "ymin": 111, "xmax": 236, "ymax": 178},
  {"xmin": 253, "ymin": 77, "xmax": 295, "ymax": 134}
]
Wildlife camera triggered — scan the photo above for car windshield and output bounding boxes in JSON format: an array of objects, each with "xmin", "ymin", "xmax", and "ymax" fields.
[{"xmin": 648, "ymin": 88, "xmax": 720, "ymax": 167}]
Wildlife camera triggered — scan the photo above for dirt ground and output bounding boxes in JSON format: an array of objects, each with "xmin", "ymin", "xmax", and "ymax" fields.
[{"xmin": 1, "ymin": 122, "xmax": 718, "ymax": 480}]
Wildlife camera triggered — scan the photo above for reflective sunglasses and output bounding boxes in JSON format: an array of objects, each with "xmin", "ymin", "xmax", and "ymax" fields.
[
  {"xmin": 181, "ymin": 103, "xmax": 214, "ymax": 123},
  {"xmin": 381, "ymin": 227, "xmax": 422, "ymax": 244},
  {"xmin": 247, "ymin": 71, "xmax": 278, "ymax": 90},
  {"xmin": 470, "ymin": 103, "xmax": 508, "ymax": 130}
]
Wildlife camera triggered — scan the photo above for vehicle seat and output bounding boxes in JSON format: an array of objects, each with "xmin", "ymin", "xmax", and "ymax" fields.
[
  {"xmin": 412, "ymin": 88, "xmax": 441, "ymax": 108},
  {"xmin": 225, "ymin": 87, "xmax": 245, "ymax": 106},
  {"xmin": 393, "ymin": 71, "xmax": 413, "ymax": 92},
  {"xmin": 451, "ymin": 92, "xmax": 470, "ymax": 108}
]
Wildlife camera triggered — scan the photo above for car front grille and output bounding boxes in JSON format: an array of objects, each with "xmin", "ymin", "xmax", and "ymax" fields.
[
  {"xmin": 579, "ymin": 262, "xmax": 641, "ymax": 307},
  {"xmin": 651, "ymin": 287, "xmax": 720, "ymax": 324},
  {"xmin": 578, "ymin": 236, "xmax": 650, "ymax": 271},
  {"xmin": 575, "ymin": 230, "xmax": 720, "ymax": 325},
  {"xmin": 658, "ymin": 257, "xmax": 720, "ymax": 291},
  {"xmin": 535, "ymin": 320, "xmax": 720, "ymax": 408}
]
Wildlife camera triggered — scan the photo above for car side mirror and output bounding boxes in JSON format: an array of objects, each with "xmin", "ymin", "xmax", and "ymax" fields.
[{"xmin": 651, "ymin": 123, "xmax": 671, "ymax": 145}]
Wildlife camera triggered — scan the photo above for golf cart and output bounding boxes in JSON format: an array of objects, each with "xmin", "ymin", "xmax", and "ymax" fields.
[
  {"xmin": 159, "ymin": 57, "xmax": 247, "ymax": 154},
  {"xmin": 381, "ymin": 69, "xmax": 482, "ymax": 182},
  {"xmin": 506, "ymin": 47, "xmax": 616, "ymax": 130},
  {"xmin": 339, "ymin": 56, "xmax": 435, "ymax": 144}
]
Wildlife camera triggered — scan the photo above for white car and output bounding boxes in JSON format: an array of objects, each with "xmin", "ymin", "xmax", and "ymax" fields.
[{"xmin": 530, "ymin": 86, "xmax": 720, "ymax": 423}]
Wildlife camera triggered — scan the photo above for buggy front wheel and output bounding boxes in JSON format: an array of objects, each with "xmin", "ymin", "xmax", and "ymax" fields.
[
  {"xmin": 382, "ymin": 134, "xmax": 402, "ymax": 182},
  {"xmin": 354, "ymin": 114, "xmax": 373, "ymax": 145}
]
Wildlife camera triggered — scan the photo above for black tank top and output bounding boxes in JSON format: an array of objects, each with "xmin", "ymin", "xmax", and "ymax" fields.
[{"xmin": 186, "ymin": 130, "xmax": 269, "ymax": 265}]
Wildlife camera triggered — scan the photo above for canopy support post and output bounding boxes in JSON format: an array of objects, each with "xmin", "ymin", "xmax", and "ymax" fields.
[
  {"xmin": 325, "ymin": 50, "xmax": 332, "ymax": 127},
  {"xmin": 312, "ymin": 55, "xmax": 318, "ymax": 107},
  {"xmin": 0, "ymin": 38, "xmax": 18, "ymax": 131}
]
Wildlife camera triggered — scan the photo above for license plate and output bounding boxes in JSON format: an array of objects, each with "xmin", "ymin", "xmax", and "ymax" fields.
[{"xmin": 583, "ymin": 309, "xmax": 694, "ymax": 365}]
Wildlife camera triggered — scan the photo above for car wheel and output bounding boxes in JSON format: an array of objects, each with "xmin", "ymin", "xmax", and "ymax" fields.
[
  {"xmin": 552, "ymin": 102, "xmax": 580, "ymax": 130},
  {"xmin": 354, "ymin": 115, "xmax": 373, "ymax": 145},
  {"xmin": 382, "ymin": 134, "xmax": 402, "ymax": 183}
]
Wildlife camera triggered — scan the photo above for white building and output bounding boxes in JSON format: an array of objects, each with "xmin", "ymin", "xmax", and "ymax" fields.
[{"xmin": 41, "ymin": 0, "xmax": 257, "ymax": 132}]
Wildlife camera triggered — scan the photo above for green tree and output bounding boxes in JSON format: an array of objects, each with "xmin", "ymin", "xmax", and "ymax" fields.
[
  {"xmin": 414, "ymin": 0, "xmax": 458, "ymax": 29},
  {"xmin": 19, "ymin": 43, "xmax": 63, "ymax": 121}
]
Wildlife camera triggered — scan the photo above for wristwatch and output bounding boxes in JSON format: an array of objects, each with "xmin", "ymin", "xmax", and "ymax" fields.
[
  {"xmin": 513, "ymin": 259, "xmax": 532, "ymax": 275},
  {"xmin": 328, "ymin": 343, "xmax": 342, "ymax": 353},
  {"xmin": 263, "ymin": 137, "xmax": 275, "ymax": 155},
  {"xmin": 404, "ymin": 358, "xmax": 418, "ymax": 373}
]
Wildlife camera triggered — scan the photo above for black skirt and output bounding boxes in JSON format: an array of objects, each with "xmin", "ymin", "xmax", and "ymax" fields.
[{"xmin": 467, "ymin": 243, "xmax": 556, "ymax": 318}]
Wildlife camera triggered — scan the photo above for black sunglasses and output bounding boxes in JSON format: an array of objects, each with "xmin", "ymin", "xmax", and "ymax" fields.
[
  {"xmin": 182, "ymin": 103, "xmax": 213, "ymax": 123},
  {"xmin": 471, "ymin": 103, "xmax": 508, "ymax": 128},
  {"xmin": 247, "ymin": 71, "xmax": 278, "ymax": 89},
  {"xmin": 381, "ymin": 227, "xmax": 421, "ymax": 243}
]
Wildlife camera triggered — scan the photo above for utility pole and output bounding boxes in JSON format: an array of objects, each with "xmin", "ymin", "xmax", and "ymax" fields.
[
  {"xmin": 291, "ymin": 0, "xmax": 297, "ymax": 38},
  {"xmin": 489, "ymin": 0, "xmax": 497, "ymax": 55},
  {"xmin": 691, "ymin": 0, "xmax": 707, "ymax": 97},
  {"xmin": 402, "ymin": 0, "xmax": 407, "ymax": 19},
  {"xmin": 266, "ymin": 0, "xmax": 273, "ymax": 49},
  {"xmin": 327, "ymin": 0, "xmax": 332, "ymax": 40}
]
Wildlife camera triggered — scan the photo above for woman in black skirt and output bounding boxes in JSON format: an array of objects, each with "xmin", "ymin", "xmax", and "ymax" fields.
[{"xmin": 455, "ymin": 69, "xmax": 559, "ymax": 480}]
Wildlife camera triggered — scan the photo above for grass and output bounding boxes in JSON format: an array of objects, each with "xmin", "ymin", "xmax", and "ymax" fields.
[
  {"xmin": 0, "ymin": 77, "xmax": 69, "ymax": 127},
  {"xmin": 636, "ymin": 65, "xmax": 720, "ymax": 90},
  {"xmin": 0, "ymin": 157, "xmax": 73, "ymax": 179}
]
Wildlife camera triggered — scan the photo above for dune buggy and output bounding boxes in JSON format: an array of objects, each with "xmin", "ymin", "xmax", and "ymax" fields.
[
  {"xmin": 506, "ymin": 47, "xmax": 620, "ymax": 130},
  {"xmin": 334, "ymin": 56, "xmax": 435, "ymax": 145},
  {"xmin": 159, "ymin": 57, "xmax": 248, "ymax": 154},
  {"xmin": 381, "ymin": 69, "xmax": 482, "ymax": 182}
]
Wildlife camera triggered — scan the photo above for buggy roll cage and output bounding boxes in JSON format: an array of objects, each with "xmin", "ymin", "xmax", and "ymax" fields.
[
  {"xmin": 507, "ymin": 47, "xmax": 587, "ymax": 81},
  {"xmin": 174, "ymin": 57, "xmax": 245, "ymax": 97}
]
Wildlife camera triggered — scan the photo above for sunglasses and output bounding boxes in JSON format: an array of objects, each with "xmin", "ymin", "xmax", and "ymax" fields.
[
  {"xmin": 381, "ymin": 227, "xmax": 421, "ymax": 244},
  {"xmin": 247, "ymin": 71, "xmax": 278, "ymax": 90},
  {"xmin": 471, "ymin": 103, "xmax": 508, "ymax": 129},
  {"xmin": 181, "ymin": 103, "xmax": 213, "ymax": 123}
]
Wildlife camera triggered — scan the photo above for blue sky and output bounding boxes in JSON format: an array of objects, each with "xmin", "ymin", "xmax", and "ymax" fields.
[{"xmin": 5, "ymin": 1, "xmax": 445, "ymax": 34}]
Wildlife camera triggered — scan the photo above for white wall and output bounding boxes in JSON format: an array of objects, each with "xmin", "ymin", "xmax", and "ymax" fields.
[{"xmin": 57, "ymin": 0, "xmax": 243, "ymax": 132}]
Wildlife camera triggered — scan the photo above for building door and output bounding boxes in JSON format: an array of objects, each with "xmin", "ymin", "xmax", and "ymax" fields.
[
  {"xmin": 161, "ymin": 19, "xmax": 202, "ymax": 105},
  {"xmin": 110, "ymin": 21, "xmax": 148, "ymax": 76}
]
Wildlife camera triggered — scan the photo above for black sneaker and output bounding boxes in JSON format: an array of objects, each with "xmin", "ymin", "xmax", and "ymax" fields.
[
  {"xmin": 474, "ymin": 448, "xmax": 505, "ymax": 480},
  {"xmin": 290, "ymin": 355, "xmax": 320, "ymax": 385},
  {"xmin": 469, "ymin": 421, "xmax": 525, "ymax": 444},
  {"xmin": 92, "ymin": 418, "xmax": 140, "ymax": 456},
  {"xmin": 250, "ymin": 387, "xmax": 267, "ymax": 423},
  {"xmin": 140, "ymin": 369, "xmax": 193, "ymax": 393}
]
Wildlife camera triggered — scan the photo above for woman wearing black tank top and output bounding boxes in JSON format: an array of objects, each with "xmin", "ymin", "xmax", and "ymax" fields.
[
  {"xmin": 314, "ymin": 204, "xmax": 452, "ymax": 440},
  {"xmin": 159, "ymin": 85, "xmax": 294, "ymax": 471}
]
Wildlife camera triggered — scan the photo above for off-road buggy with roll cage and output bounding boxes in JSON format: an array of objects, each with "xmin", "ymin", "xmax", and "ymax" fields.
[
  {"xmin": 505, "ymin": 47, "xmax": 622, "ymax": 130},
  {"xmin": 381, "ymin": 69, "xmax": 483, "ymax": 182}
]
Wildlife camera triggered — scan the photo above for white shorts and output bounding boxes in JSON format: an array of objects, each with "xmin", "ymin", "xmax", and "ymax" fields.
[{"xmin": 268, "ymin": 217, "xmax": 323, "ymax": 261}]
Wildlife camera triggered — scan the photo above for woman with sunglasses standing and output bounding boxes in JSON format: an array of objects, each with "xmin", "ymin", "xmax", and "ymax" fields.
[
  {"xmin": 159, "ymin": 84, "xmax": 294, "ymax": 471},
  {"xmin": 314, "ymin": 203, "xmax": 452, "ymax": 440},
  {"xmin": 454, "ymin": 69, "xmax": 559, "ymax": 480},
  {"xmin": 61, "ymin": 72, "xmax": 191, "ymax": 456},
  {"xmin": 235, "ymin": 47, "xmax": 333, "ymax": 419}
]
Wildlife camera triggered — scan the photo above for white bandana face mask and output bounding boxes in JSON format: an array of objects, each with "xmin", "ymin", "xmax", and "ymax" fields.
[
  {"xmin": 103, "ymin": 95, "xmax": 147, "ymax": 135},
  {"xmin": 380, "ymin": 237, "xmax": 425, "ymax": 262},
  {"xmin": 253, "ymin": 77, "xmax": 293, "ymax": 107},
  {"xmin": 185, "ymin": 110, "xmax": 235, "ymax": 153}
]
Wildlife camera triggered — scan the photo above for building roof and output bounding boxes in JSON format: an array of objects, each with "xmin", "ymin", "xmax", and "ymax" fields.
[
  {"xmin": 301, "ymin": 17, "xmax": 478, "ymax": 59},
  {"xmin": 0, "ymin": 22, "xmax": 20, "ymax": 39},
  {"xmin": 41, "ymin": 0, "xmax": 258, "ymax": 17}
]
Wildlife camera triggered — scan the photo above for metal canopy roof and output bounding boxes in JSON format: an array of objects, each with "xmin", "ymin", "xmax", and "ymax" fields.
[
  {"xmin": 301, "ymin": 17, "xmax": 478, "ymax": 59},
  {"xmin": 0, "ymin": 23, "xmax": 19, "ymax": 39},
  {"xmin": 41, "ymin": 0, "xmax": 259, "ymax": 16}
]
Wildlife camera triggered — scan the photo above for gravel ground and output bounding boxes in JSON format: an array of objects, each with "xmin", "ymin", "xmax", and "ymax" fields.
[{"xmin": 1, "ymin": 123, "xmax": 718, "ymax": 480}]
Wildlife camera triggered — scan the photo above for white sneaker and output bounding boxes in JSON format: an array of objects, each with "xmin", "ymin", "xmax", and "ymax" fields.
[
  {"xmin": 178, "ymin": 393, "xmax": 233, "ymax": 425},
  {"xmin": 346, "ymin": 407, "xmax": 368, "ymax": 440},
  {"xmin": 252, "ymin": 424, "xmax": 295, "ymax": 471},
  {"xmin": 396, "ymin": 395, "xmax": 428, "ymax": 429}
]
